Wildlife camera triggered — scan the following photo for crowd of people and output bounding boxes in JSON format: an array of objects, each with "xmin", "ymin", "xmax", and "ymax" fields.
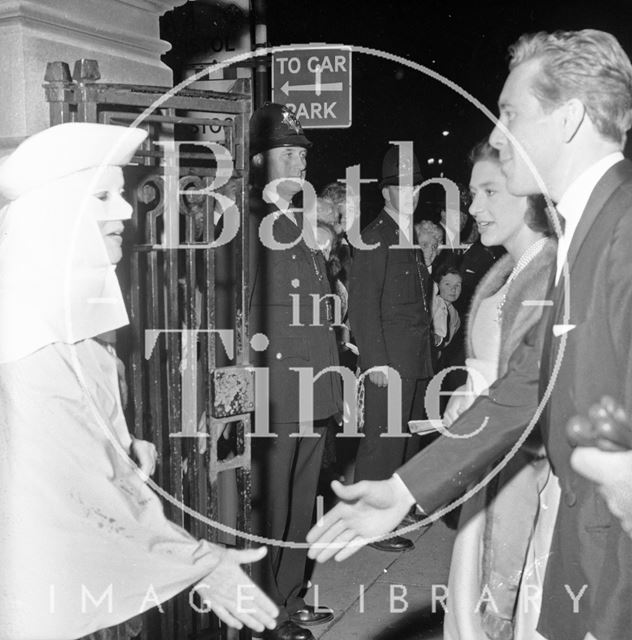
[{"xmin": 1, "ymin": 25, "xmax": 632, "ymax": 640}]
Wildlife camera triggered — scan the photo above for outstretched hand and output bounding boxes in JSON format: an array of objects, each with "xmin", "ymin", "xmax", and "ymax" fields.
[
  {"xmin": 193, "ymin": 547, "xmax": 278, "ymax": 633},
  {"xmin": 306, "ymin": 477, "xmax": 415, "ymax": 563}
]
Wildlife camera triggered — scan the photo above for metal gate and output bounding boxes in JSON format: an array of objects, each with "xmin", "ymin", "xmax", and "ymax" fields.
[{"xmin": 44, "ymin": 58, "xmax": 254, "ymax": 640}]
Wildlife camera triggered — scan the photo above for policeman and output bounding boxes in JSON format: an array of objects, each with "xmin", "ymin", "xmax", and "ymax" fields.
[
  {"xmin": 248, "ymin": 103, "xmax": 341, "ymax": 640},
  {"xmin": 347, "ymin": 144, "xmax": 433, "ymax": 551}
]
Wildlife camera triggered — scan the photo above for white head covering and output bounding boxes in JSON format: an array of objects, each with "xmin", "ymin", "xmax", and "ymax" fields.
[{"xmin": 0, "ymin": 123, "xmax": 147, "ymax": 362}]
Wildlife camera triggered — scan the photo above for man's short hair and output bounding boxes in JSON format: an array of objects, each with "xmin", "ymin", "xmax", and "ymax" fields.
[
  {"xmin": 509, "ymin": 29, "xmax": 632, "ymax": 145},
  {"xmin": 468, "ymin": 138, "xmax": 498, "ymax": 167}
]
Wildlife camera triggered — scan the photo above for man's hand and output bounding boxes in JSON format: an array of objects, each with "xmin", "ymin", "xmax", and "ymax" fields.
[
  {"xmin": 368, "ymin": 371, "xmax": 388, "ymax": 387},
  {"xmin": 193, "ymin": 547, "xmax": 278, "ymax": 633},
  {"xmin": 571, "ymin": 447, "xmax": 632, "ymax": 536},
  {"xmin": 130, "ymin": 438, "xmax": 158, "ymax": 477},
  {"xmin": 569, "ymin": 396, "xmax": 632, "ymax": 537},
  {"xmin": 306, "ymin": 477, "xmax": 414, "ymax": 563}
]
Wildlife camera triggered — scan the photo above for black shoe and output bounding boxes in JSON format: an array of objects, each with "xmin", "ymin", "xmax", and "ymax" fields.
[
  {"xmin": 290, "ymin": 604, "xmax": 334, "ymax": 626},
  {"xmin": 401, "ymin": 509, "xmax": 429, "ymax": 527},
  {"xmin": 263, "ymin": 620, "xmax": 315, "ymax": 640},
  {"xmin": 368, "ymin": 535, "xmax": 414, "ymax": 552},
  {"xmin": 441, "ymin": 504, "xmax": 462, "ymax": 530}
]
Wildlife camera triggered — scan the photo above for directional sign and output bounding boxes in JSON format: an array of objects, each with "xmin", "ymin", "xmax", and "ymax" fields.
[{"xmin": 272, "ymin": 46, "xmax": 352, "ymax": 129}]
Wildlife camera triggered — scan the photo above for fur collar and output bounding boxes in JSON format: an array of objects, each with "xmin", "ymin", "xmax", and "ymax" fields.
[{"xmin": 465, "ymin": 238, "xmax": 557, "ymax": 377}]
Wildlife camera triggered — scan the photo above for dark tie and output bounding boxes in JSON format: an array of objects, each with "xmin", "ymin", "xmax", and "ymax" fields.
[
  {"xmin": 445, "ymin": 306, "xmax": 452, "ymax": 345},
  {"xmin": 552, "ymin": 205, "xmax": 565, "ymax": 236}
]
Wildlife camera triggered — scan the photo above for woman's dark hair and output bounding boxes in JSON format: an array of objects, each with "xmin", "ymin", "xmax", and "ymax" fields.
[
  {"xmin": 432, "ymin": 263, "xmax": 462, "ymax": 286},
  {"xmin": 469, "ymin": 138, "xmax": 553, "ymax": 237},
  {"xmin": 525, "ymin": 195, "xmax": 554, "ymax": 236},
  {"xmin": 468, "ymin": 138, "xmax": 499, "ymax": 166}
]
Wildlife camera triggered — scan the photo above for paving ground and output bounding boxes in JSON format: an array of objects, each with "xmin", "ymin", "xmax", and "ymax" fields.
[{"xmin": 304, "ymin": 519, "xmax": 456, "ymax": 640}]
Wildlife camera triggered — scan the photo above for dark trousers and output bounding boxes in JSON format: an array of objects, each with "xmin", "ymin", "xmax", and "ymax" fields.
[
  {"xmin": 354, "ymin": 377, "xmax": 428, "ymax": 482},
  {"xmin": 252, "ymin": 419, "xmax": 329, "ymax": 619}
]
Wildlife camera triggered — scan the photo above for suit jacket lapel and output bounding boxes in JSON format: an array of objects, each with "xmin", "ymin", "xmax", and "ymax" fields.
[
  {"xmin": 383, "ymin": 210, "xmax": 431, "ymax": 301},
  {"xmin": 549, "ymin": 159, "xmax": 632, "ymax": 332},
  {"xmin": 538, "ymin": 266, "xmax": 558, "ymax": 372},
  {"xmin": 539, "ymin": 159, "xmax": 632, "ymax": 410},
  {"xmin": 566, "ymin": 159, "xmax": 632, "ymax": 270}
]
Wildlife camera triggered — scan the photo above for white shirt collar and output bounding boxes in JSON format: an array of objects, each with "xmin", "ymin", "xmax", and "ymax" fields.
[
  {"xmin": 554, "ymin": 151, "xmax": 623, "ymax": 283},
  {"xmin": 556, "ymin": 151, "xmax": 623, "ymax": 243}
]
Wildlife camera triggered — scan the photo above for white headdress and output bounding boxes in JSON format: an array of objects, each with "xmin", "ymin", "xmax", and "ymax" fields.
[{"xmin": 0, "ymin": 123, "xmax": 147, "ymax": 362}]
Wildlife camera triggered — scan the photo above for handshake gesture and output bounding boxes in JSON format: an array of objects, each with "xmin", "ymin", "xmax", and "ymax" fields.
[
  {"xmin": 306, "ymin": 477, "xmax": 417, "ymax": 562},
  {"xmin": 194, "ymin": 547, "xmax": 279, "ymax": 633}
]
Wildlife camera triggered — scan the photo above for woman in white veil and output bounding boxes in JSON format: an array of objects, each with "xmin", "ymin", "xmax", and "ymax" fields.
[{"xmin": 0, "ymin": 123, "xmax": 278, "ymax": 639}]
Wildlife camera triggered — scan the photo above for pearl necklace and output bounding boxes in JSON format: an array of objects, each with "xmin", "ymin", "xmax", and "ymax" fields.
[{"xmin": 497, "ymin": 237, "xmax": 548, "ymax": 321}]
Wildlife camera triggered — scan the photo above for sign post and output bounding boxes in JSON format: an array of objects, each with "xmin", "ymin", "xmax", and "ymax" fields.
[{"xmin": 272, "ymin": 45, "xmax": 352, "ymax": 128}]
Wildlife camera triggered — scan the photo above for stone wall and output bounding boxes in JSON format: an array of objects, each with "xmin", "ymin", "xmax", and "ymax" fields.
[{"xmin": 0, "ymin": 0, "xmax": 187, "ymax": 155}]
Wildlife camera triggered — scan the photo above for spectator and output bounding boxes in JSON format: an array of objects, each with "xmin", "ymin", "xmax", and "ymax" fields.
[
  {"xmin": 347, "ymin": 144, "xmax": 433, "ymax": 552},
  {"xmin": 432, "ymin": 264, "xmax": 462, "ymax": 353}
]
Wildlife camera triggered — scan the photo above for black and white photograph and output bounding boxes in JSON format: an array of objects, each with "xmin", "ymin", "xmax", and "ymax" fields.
[{"xmin": 2, "ymin": 1, "xmax": 632, "ymax": 639}]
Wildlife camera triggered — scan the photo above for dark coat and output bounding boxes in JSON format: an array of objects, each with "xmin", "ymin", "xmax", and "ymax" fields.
[
  {"xmin": 248, "ymin": 199, "xmax": 342, "ymax": 424},
  {"xmin": 398, "ymin": 159, "xmax": 632, "ymax": 640},
  {"xmin": 348, "ymin": 209, "xmax": 433, "ymax": 380}
]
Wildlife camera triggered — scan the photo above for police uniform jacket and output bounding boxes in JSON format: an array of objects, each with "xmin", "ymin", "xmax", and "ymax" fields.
[
  {"xmin": 348, "ymin": 209, "xmax": 433, "ymax": 380},
  {"xmin": 248, "ymin": 196, "xmax": 342, "ymax": 424}
]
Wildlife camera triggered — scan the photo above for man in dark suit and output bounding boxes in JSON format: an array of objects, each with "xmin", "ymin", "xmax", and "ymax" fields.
[
  {"xmin": 307, "ymin": 30, "xmax": 632, "ymax": 640},
  {"xmin": 248, "ymin": 103, "xmax": 342, "ymax": 640},
  {"xmin": 347, "ymin": 145, "xmax": 434, "ymax": 552}
]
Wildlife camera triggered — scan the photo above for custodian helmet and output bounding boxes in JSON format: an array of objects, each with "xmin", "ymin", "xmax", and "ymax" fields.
[
  {"xmin": 249, "ymin": 103, "xmax": 312, "ymax": 156},
  {"xmin": 380, "ymin": 145, "xmax": 423, "ymax": 188}
]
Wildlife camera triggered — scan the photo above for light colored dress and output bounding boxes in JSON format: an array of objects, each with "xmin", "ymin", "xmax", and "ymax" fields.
[
  {"xmin": 443, "ymin": 285, "xmax": 506, "ymax": 640},
  {"xmin": 443, "ymin": 244, "xmax": 561, "ymax": 640},
  {"xmin": 513, "ymin": 472, "xmax": 560, "ymax": 640},
  {"xmin": 0, "ymin": 339, "xmax": 225, "ymax": 640}
]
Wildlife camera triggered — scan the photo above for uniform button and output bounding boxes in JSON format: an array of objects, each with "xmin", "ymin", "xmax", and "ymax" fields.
[
  {"xmin": 565, "ymin": 490, "xmax": 577, "ymax": 507},
  {"xmin": 276, "ymin": 352, "xmax": 282, "ymax": 359},
  {"xmin": 291, "ymin": 254, "xmax": 297, "ymax": 260}
]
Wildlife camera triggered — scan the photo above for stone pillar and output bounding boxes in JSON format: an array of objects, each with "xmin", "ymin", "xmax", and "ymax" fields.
[{"xmin": 0, "ymin": 0, "xmax": 187, "ymax": 154}]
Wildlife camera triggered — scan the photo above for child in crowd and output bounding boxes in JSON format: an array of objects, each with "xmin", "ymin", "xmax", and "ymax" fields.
[{"xmin": 432, "ymin": 264, "xmax": 462, "ymax": 351}]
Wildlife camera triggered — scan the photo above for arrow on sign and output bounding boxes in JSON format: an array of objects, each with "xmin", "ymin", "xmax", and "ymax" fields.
[{"xmin": 281, "ymin": 80, "xmax": 343, "ymax": 96}]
